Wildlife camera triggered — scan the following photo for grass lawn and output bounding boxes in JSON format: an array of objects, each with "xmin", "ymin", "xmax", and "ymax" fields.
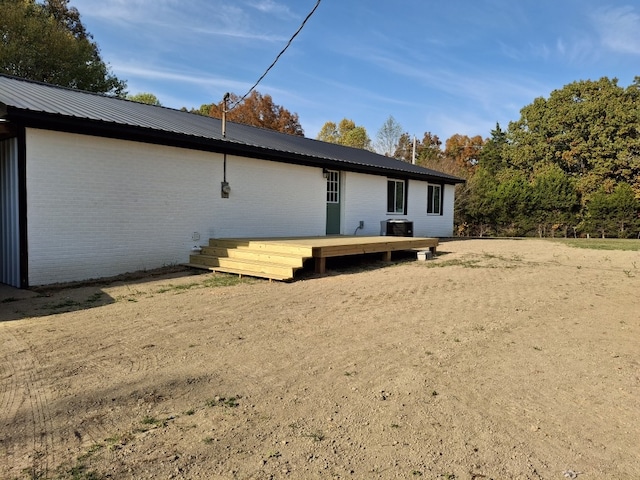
[{"xmin": 550, "ymin": 238, "xmax": 640, "ymax": 251}]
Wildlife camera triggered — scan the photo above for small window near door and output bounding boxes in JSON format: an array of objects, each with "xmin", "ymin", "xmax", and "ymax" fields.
[
  {"xmin": 427, "ymin": 184, "xmax": 442, "ymax": 215},
  {"xmin": 326, "ymin": 170, "xmax": 339, "ymax": 203},
  {"xmin": 387, "ymin": 179, "xmax": 405, "ymax": 214}
]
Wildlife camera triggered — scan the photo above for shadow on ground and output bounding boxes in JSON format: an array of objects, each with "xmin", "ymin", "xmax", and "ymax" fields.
[{"xmin": 0, "ymin": 266, "xmax": 213, "ymax": 322}]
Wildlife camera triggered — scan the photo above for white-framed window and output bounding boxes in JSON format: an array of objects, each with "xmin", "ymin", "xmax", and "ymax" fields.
[
  {"xmin": 387, "ymin": 179, "xmax": 406, "ymax": 214},
  {"xmin": 427, "ymin": 184, "xmax": 442, "ymax": 215},
  {"xmin": 326, "ymin": 170, "xmax": 339, "ymax": 203}
]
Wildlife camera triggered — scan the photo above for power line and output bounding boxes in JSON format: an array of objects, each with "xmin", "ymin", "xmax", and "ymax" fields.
[{"xmin": 228, "ymin": 0, "xmax": 321, "ymax": 111}]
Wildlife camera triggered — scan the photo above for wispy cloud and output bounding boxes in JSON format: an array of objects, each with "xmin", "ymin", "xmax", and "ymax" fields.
[
  {"xmin": 113, "ymin": 63, "xmax": 249, "ymax": 92},
  {"xmin": 591, "ymin": 6, "xmax": 640, "ymax": 55},
  {"xmin": 247, "ymin": 0, "xmax": 296, "ymax": 19},
  {"xmin": 75, "ymin": 0, "xmax": 286, "ymax": 42}
]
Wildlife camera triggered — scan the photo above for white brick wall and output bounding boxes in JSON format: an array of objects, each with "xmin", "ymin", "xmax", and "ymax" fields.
[
  {"xmin": 24, "ymin": 129, "xmax": 456, "ymax": 284},
  {"xmin": 409, "ymin": 183, "xmax": 456, "ymax": 237},
  {"xmin": 342, "ymin": 172, "xmax": 455, "ymax": 237},
  {"xmin": 25, "ymin": 130, "xmax": 326, "ymax": 285},
  {"xmin": 211, "ymin": 156, "xmax": 326, "ymax": 238}
]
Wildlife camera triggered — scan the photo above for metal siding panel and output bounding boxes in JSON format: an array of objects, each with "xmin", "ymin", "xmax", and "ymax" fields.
[{"xmin": 0, "ymin": 138, "xmax": 20, "ymax": 287}]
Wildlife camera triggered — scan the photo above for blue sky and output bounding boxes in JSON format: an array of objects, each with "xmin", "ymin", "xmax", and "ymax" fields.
[{"xmin": 70, "ymin": 0, "xmax": 640, "ymax": 143}]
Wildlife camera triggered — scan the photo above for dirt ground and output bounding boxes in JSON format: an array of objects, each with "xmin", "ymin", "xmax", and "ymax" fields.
[{"xmin": 1, "ymin": 239, "xmax": 639, "ymax": 480}]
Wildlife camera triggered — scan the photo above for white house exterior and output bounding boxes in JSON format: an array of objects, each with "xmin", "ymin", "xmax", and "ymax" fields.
[{"xmin": 0, "ymin": 75, "xmax": 464, "ymax": 287}]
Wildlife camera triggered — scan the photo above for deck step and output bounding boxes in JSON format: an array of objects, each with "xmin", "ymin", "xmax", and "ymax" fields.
[
  {"xmin": 189, "ymin": 255, "xmax": 296, "ymax": 278},
  {"xmin": 208, "ymin": 238, "xmax": 313, "ymax": 256},
  {"xmin": 184, "ymin": 263, "xmax": 292, "ymax": 281},
  {"xmin": 199, "ymin": 246, "xmax": 305, "ymax": 267},
  {"xmin": 189, "ymin": 238, "xmax": 313, "ymax": 281}
]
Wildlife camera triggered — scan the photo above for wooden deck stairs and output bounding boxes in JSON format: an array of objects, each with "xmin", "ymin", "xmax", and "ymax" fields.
[
  {"xmin": 188, "ymin": 236, "xmax": 438, "ymax": 281},
  {"xmin": 187, "ymin": 238, "xmax": 313, "ymax": 281}
]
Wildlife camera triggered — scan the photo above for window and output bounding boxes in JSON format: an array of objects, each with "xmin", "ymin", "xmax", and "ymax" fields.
[
  {"xmin": 427, "ymin": 184, "xmax": 442, "ymax": 215},
  {"xmin": 387, "ymin": 179, "xmax": 406, "ymax": 214},
  {"xmin": 326, "ymin": 170, "xmax": 339, "ymax": 203}
]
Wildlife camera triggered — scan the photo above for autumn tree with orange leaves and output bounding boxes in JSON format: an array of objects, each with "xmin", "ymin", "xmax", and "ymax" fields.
[{"xmin": 192, "ymin": 91, "xmax": 304, "ymax": 136}]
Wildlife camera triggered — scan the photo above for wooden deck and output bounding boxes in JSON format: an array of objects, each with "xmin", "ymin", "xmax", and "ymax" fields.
[{"xmin": 188, "ymin": 236, "xmax": 438, "ymax": 281}]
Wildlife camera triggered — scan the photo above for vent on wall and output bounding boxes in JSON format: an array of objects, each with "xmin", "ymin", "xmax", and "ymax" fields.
[{"xmin": 380, "ymin": 219, "xmax": 413, "ymax": 237}]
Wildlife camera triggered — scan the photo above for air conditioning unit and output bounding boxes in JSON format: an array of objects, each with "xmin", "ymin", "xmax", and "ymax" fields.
[{"xmin": 380, "ymin": 219, "xmax": 414, "ymax": 237}]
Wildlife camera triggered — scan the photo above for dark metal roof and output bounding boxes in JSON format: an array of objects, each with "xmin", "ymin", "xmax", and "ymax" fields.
[{"xmin": 0, "ymin": 74, "xmax": 464, "ymax": 184}]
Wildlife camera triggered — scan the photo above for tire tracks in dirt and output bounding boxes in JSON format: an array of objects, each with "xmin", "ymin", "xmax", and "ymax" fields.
[{"xmin": 0, "ymin": 329, "xmax": 55, "ymax": 479}]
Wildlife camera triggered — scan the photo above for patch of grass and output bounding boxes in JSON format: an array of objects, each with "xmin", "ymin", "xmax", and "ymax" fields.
[
  {"xmin": 85, "ymin": 292, "xmax": 104, "ymax": 304},
  {"xmin": 153, "ymin": 274, "xmax": 256, "ymax": 294},
  {"xmin": 424, "ymin": 258, "xmax": 482, "ymax": 268},
  {"xmin": 184, "ymin": 409, "xmax": 195, "ymax": 416},
  {"xmin": 57, "ymin": 442, "xmax": 105, "ymax": 480},
  {"xmin": 61, "ymin": 463, "xmax": 102, "ymax": 480},
  {"xmin": 156, "ymin": 282, "xmax": 201, "ymax": 294},
  {"xmin": 206, "ymin": 396, "xmax": 240, "ymax": 408},
  {"xmin": 141, "ymin": 415, "xmax": 159, "ymax": 425},
  {"xmin": 135, "ymin": 415, "xmax": 166, "ymax": 432},
  {"xmin": 201, "ymin": 274, "xmax": 256, "ymax": 288},
  {"xmin": 553, "ymin": 238, "xmax": 640, "ymax": 251},
  {"xmin": 303, "ymin": 431, "xmax": 325, "ymax": 442},
  {"xmin": 77, "ymin": 443, "xmax": 104, "ymax": 462},
  {"xmin": 1, "ymin": 297, "xmax": 18, "ymax": 303},
  {"xmin": 391, "ymin": 423, "xmax": 400, "ymax": 429},
  {"xmin": 104, "ymin": 433, "xmax": 132, "ymax": 450},
  {"xmin": 431, "ymin": 390, "xmax": 439, "ymax": 397},
  {"xmin": 47, "ymin": 299, "xmax": 81, "ymax": 311}
]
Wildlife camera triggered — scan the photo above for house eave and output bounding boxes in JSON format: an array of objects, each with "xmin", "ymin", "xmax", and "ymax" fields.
[{"xmin": 4, "ymin": 107, "xmax": 465, "ymax": 185}]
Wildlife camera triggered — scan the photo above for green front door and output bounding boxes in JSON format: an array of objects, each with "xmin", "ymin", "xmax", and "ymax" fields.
[{"xmin": 326, "ymin": 170, "xmax": 341, "ymax": 234}]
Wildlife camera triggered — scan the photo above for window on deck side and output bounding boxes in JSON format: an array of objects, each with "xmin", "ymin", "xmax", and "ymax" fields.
[
  {"xmin": 427, "ymin": 184, "xmax": 442, "ymax": 215},
  {"xmin": 387, "ymin": 179, "xmax": 406, "ymax": 214}
]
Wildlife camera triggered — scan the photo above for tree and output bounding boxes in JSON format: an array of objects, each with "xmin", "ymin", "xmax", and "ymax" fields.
[
  {"xmin": 127, "ymin": 92, "xmax": 161, "ymax": 106},
  {"xmin": 316, "ymin": 118, "xmax": 372, "ymax": 150},
  {"xmin": 417, "ymin": 132, "xmax": 445, "ymax": 165},
  {"xmin": 196, "ymin": 91, "xmax": 304, "ymax": 136},
  {"xmin": 478, "ymin": 123, "xmax": 507, "ymax": 175},
  {"xmin": 444, "ymin": 134, "xmax": 484, "ymax": 174},
  {"xmin": 0, "ymin": 0, "xmax": 126, "ymax": 95},
  {"xmin": 393, "ymin": 133, "xmax": 415, "ymax": 163},
  {"xmin": 531, "ymin": 164, "xmax": 579, "ymax": 237},
  {"xmin": 584, "ymin": 183, "xmax": 639, "ymax": 238},
  {"xmin": 459, "ymin": 166, "xmax": 499, "ymax": 236},
  {"xmin": 375, "ymin": 115, "xmax": 403, "ymax": 156},
  {"xmin": 393, "ymin": 131, "xmax": 444, "ymax": 165},
  {"xmin": 504, "ymin": 77, "xmax": 640, "ymax": 200}
]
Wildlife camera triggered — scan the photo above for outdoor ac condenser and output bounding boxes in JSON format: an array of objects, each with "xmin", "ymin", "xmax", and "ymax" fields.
[{"xmin": 380, "ymin": 219, "xmax": 414, "ymax": 236}]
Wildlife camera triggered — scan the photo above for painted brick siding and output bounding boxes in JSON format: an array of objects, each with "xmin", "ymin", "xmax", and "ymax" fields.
[
  {"xmin": 25, "ymin": 130, "xmax": 326, "ymax": 285},
  {"xmin": 342, "ymin": 172, "xmax": 455, "ymax": 237},
  {"xmin": 408, "ymin": 183, "xmax": 456, "ymax": 237},
  {"xmin": 211, "ymin": 155, "xmax": 325, "ymax": 238},
  {"xmin": 342, "ymin": 172, "xmax": 388, "ymax": 235}
]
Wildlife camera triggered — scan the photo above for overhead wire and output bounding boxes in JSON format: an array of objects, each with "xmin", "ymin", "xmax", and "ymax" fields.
[{"xmin": 227, "ymin": 0, "xmax": 321, "ymax": 111}]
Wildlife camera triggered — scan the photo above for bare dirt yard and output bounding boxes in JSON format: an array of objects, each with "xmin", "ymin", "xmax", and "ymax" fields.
[{"xmin": 1, "ymin": 239, "xmax": 639, "ymax": 480}]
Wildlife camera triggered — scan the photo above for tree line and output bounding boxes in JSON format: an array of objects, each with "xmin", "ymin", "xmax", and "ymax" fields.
[
  {"xmin": 3, "ymin": 2, "xmax": 638, "ymax": 237},
  {"xmin": 457, "ymin": 77, "xmax": 640, "ymax": 238}
]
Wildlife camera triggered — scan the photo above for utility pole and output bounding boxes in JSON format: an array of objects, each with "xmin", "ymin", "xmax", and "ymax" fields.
[{"xmin": 412, "ymin": 135, "xmax": 417, "ymax": 165}]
